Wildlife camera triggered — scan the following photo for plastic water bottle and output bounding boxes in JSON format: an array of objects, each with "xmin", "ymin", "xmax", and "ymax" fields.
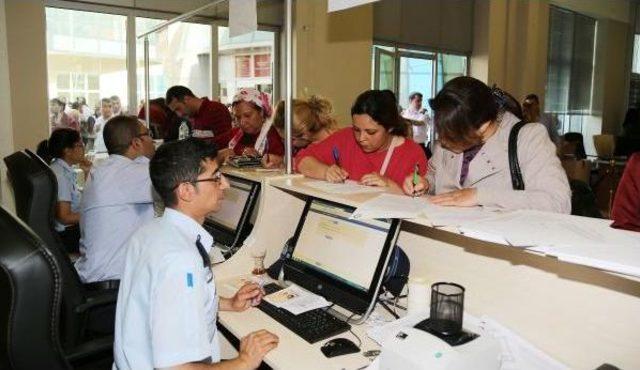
[{"xmin": 178, "ymin": 120, "xmax": 190, "ymax": 141}]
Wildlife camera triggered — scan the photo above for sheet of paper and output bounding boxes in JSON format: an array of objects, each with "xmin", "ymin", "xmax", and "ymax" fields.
[
  {"xmin": 328, "ymin": 0, "xmax": 380, "ymax": 12},
  {"xmin": 263, "ymin": 285, "xmax": 331, "ymax": 315},
  {"xmin": 303, "ymin": 179, "xmax": 385, "ymax": 195},
  {"xmin": 229, "ymin": 0, "xmax": 257, "ymax": 37},
  {"xmin": 351, "ymin": 194, "xmax": 428, "ymax": 219},
  {"xmin": 422, "ymin": 200, "xmax": 501, "ymax": 228}
]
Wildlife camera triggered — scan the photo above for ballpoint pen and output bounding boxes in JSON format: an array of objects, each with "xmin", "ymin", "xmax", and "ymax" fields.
[
  {"xmin": 412, "ymin": 163, "xmax": 420, "ymax": 198},
  {"xmin": 332, "ymin": 146, "xmax": 340, "ymax": 166}
]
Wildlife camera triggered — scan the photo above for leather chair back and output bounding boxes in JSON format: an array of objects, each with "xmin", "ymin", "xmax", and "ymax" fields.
[
  {"xmin": 4, "ymin": 150, "xmax": 88, "ymax": 349},
  {"xmin": 0, "ymin": 206, "xmax": 69, "ymax": 370}
]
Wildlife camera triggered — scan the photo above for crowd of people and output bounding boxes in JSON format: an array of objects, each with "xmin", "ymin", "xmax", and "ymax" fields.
[{"xmin": 35, "ymin": 76, "xmax": 638, "ymax": 369}]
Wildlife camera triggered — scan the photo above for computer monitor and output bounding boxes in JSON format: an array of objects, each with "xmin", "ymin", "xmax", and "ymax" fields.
[
  {"xmin": 204, "ymin": 174, "xmax": 260, "ymax": 253},
  {"xmin": 283, "ymin": 197, "xmax": 401, "ymax": 316}
]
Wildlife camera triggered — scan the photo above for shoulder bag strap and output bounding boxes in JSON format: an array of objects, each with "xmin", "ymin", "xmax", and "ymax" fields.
[{"xmin": 508, "ymin": 120, "xmax": 527, "ymax": 191}]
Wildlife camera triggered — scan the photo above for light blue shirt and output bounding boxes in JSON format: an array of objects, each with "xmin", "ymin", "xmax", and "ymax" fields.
[
  {"xmin": 50, "ymin": 158, "xmax": 82, "ymax": 232},
  {"xmin": 76, "ymin": 154, "xmax": 154, "ymax": 283},
  {"xmin": 113, "ymin": 208, "xmax": 219, "ymax": 370}
]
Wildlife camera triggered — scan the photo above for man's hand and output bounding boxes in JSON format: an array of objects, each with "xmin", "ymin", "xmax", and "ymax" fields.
[
  {"xmin": 430, "ymin": 188, "xmax": 478, "ymax": 207},
  {"xmin": 402, "ymin": 174, "xmax": 429, "ymax": 196},
  {"xmin": 237, "ymin": 330, "xmax": 279, "ymax": 370},
  {"xmin": 324, "ymin": 164, "xmax": 349, "ymax": 183},
  {"xmin": 217, "ymin": 148, "xmax": 235, "ymax": 165},
  {"xmin": 359, "ymin": 172, "xmax": 390, "ymax": 187},
  {"xmin": 228, "ymin": 283, "xmax": 263, "ymax": 312}
]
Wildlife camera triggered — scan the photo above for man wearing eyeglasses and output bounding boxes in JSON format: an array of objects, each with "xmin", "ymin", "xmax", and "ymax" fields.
[
  {"xmin": 114, "ymin": 138, "xmax": 278, "ymax": 370},
  {"xmin": 76, "ymin": 115, "xmax": 156, "ymax": 284}
]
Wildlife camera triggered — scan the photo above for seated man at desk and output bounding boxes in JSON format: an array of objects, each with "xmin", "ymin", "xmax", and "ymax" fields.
[
  {"xmin": 76, "ymin": 115, "xmax": 156, "ymax": 282},
  {"xmin": 114, "ymin": 138, "xmax": 278, "ymax": 370},
  {"xmin": 296, "ymin": 89, "xmax": 427, "ymax": 192},
  {"xmin": 403, "ymin": 77, "xmax": 571, "ymax": 213}
]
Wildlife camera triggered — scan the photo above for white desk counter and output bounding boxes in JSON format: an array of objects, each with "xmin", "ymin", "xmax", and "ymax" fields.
[{"xmin": 214, "ymin": 176, "xmax": 640, "ymax": 370}]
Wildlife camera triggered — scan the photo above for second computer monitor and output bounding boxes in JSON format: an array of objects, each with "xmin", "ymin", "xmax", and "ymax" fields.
[{"xmin": 283, "ymin": 197, "xmax": 401, "ymax": 316}]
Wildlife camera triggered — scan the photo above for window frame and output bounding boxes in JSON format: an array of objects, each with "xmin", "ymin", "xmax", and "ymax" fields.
[{"xmin": 45, "ymin": 0, "xmax": 281, "ymax": 114}]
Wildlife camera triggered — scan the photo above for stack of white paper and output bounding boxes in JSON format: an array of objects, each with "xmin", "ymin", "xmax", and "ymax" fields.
[
  {"xmin": 350, "ymin": 194, "xmax": 428, "ymax": 220},
  {"xmin": 263, "ymin": 285, "xmax": 331, "ymax": 315},
  {"xmin": 304, "ymin": 179, "xmax": 385, "ymax": 195}
]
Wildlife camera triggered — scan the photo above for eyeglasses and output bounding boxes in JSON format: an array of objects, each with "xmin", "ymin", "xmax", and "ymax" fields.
[{"xmin": 171, "ymin": 170, "xmax": 223, "ymax": 191}]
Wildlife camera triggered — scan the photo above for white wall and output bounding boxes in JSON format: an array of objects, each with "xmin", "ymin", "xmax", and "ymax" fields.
[{"xmin": 0, "ymin": 0, "xmax": 15, "ymax": 212}]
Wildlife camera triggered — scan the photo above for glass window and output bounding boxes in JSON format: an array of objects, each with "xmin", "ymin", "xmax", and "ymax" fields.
[
  {"xmin": 218, "ymin": 26, "xmax": 275, "ymax": 104},
  {"xmin": 398, "ymin": 55, "xmax": 434, "ymax": 111},
  {"xmin": 436, "ymin": 53, "xmax": 468, "ymax": 92},
  {"xmin": 254, "ymin": 54, "xmax": 271, "ymax": 77},
  {"xmin": 136, "ymin": 17, "xmax": 212, "ymax": 105},
  {"xmin": 235, "ymin": 55, "xmax": 252, "ymax": 78},
  {"xmin": 544, "ymin": 6, "xmax": 597, "ymax": 133},
  {"xmin": 46, "ymin": 7, "xmax": 128, "ymax": 115}
]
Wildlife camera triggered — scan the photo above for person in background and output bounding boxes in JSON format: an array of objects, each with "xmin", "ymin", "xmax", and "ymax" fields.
[
  {"xmin": 271, "ymin": 96, "xmax": 338, "ymax": 159},
  {"xmin": 559, "ymin": 132, "xmax": 587, "ymax": 160},
  {"xmin": 297, "ymin": 89, "xmax": 427, "ymax": 191},
  {"xmin": 403, "ymin": 76, "xmax": 570, "ymax": 213},
  {"xmin": 611, "ymin": 153, "xmax": 640, "ymax": 232},
  {"xmin": 36, "ymin": 128, "xmax": 91, "ymax": 253},
  {"xmin": 50, "ymin": 98, "xmax": 80, "ymax": 132},
  {"xmin": 113, "ymin": 138, "xmax": 279, "ymax": 370},
  {"xmin": 76, "ymin": 97, "xmax": 93, "ymax": 122},
  {"xmin": 93, "ymin": 98, "xmax": 114, "ymax": 153},
  {"xmin": 401, "ymin": 92, "xmax": 432, "ymax": 158},
  {"xmin": 111, "ymin": 95, "xmax": 123, "ymax": 116},
  {"xmin": 165, "ymin": 85, "xmax": 234, "ymax": 148},
  {"xmin": 218, "ymin": 88, "xmax": 285, "ymax": 167},
  {"xmin": 522, "ymin": 93, "xmax": 560, "ymax": 146},
  {"xmin": 138, "ymin": 97, "xmax": 182, "ymax": 141},
  {"xmin": 76, "ymin": 115, "xmax": 156, "ymax": 283}
]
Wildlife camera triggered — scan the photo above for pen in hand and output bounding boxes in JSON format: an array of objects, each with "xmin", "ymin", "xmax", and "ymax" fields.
[
  {"xmin": 412, "ymin": 163, "xmax": 420, "ymax": 198},
  {"xmin": 331, "ymin": 146, "xmax": 346, "ymax": 183}
]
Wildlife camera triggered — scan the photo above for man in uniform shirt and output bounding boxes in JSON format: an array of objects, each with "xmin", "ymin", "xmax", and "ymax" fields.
[
  {"xmin": 76, "ymin": 115, "xmax": 156, "ymax": 283},
  {"xmin": 166, "ymin": 85, "xmax": 234, "ymax": 148},
  {"xmin": 114, "ymin": 138, "xmax": 278, "ymax": 369},
  {"xmin": 401, "ymin": 92, "xmax": 432, "ymax": 158}
]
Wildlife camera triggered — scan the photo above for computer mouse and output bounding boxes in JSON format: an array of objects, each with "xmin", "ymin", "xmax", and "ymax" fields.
[{"xmin": 320, "ymin": 337, "xmax": 360, "ymax": 358}]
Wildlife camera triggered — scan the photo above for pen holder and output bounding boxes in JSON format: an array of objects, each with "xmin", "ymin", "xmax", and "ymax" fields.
[{"xmin": 428, "ymin": 282, "xmax": 465, "ymax": 336}]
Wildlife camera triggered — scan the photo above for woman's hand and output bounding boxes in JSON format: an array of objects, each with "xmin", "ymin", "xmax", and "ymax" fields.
[
  {"xmin": 430, "ymin": 188, "xmax": 478, "ymax": 207},
  {"xmin": 360, "ymin": 172, "xmax": 390, "ymax": 187},
  {"xmin": 325, "ymin": 164, "xmax": 349, "ymax": 183},
  {"xmin": 79, "ymin": 158, "xmax": 92, "ymax": 174},
  {"xmin": 262, "ymin": 154, "xmax": 283, "ymax": 169},
  {"xmin": 217, "ymin": 148, "xmax": 235, "ymax": 164},
  {"xmin": 242, "ymin": 147, "xmax": 260, "ymax": 157},
  {"xmin": 402, "ymin": 174, "xmax": 429, "ymax": 196}
]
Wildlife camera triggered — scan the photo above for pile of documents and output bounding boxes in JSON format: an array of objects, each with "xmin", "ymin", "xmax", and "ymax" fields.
[{"xmin": 263, "ymin": 285, "xmax": 331, "ymax": 315}]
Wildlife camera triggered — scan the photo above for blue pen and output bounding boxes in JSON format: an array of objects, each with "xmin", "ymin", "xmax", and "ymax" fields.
[{"xmin": 332, "ymin": 146, "xmax": 340, "ymax": 166}]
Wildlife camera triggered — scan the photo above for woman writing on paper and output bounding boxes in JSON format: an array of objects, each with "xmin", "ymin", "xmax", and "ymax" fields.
[
  {"xmin": 403, "ymin": 76, "xmax": 570, "ymax": 213},
  {"xmin": 218, "ymin": 88, "xmax": 285, "ymax": 166},
  {"xmin": 296, "ymin": 89, "xmax": 427, "ymax": 192}
]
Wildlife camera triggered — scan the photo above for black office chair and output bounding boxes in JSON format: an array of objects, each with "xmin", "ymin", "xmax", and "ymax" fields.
[
  {"xmin": 3, "ymin": 150, "xmax": 116, "ymax": 353},
  {"xmin": 0, "ymin": 206, "xmax": 113, "ymax": 369}
]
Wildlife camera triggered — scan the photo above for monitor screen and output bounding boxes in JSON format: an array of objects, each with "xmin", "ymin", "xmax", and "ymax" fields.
[
  {"xmin": 206, "ymin": 177, "xmax": 253, "ymax": 232},
  {"xmin": 284, "ymin": 197, "xmax": 400, "ymax": 315}
]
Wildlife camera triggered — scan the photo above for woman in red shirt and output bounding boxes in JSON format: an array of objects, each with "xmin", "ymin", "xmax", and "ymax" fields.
[
  {"xmin": 611, "ymin": 153, "xmax": 640, "ymax": 232},
  {"xmin": 219, "ymin": 88, "xmax": 284, "ymax": 166},
  {"xmin": 296, "ymin": 90, "xmax": 427, "ymax": 191}
]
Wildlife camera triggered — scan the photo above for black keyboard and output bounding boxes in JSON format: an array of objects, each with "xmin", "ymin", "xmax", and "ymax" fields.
[{"xmin": 258, "ymin": 283, "xmax": 351, "ymax": 344}]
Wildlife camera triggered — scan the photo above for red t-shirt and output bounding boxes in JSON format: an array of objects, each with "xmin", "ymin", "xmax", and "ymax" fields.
[
  {"xmin": 191, "ymin": 98, "xmax": 233, "ymax": 149},
  {"xmin": 611, "ymin": 153, "xmax": 640, "ymax": 232},
  {"xmin": 295, "ymin": 127, "xmax": 428, "ymax": 187},
  {"xmin": 229, "ymin": 126, "xmax": 285, "ymax": 156}
]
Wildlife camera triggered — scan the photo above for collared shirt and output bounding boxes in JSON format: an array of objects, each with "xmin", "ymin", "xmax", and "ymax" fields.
[
  {"xmin": 401, "ymin": 107, "xmax": 431, "ymax": 144},
  {"xmin": 76, "ymin": 154, "xmax": 154, "ymax": 282},
  {"xmin": 191, "ymin": 97, "xmax": 233, "ymax": 149},
  {"xmin": 50, "ymin": 158, "xmax": 82, "ymax": 232},
  {"xmin": 113, "ymin": 208, "xmax": 219, "ymax": 370},
  {"xmin": 93, "ymin": 115, "xmax": 111, "ymax": 153}
]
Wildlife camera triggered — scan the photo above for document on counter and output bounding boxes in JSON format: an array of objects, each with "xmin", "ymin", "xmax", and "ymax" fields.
[
  {"xmin": 263, "ymin": 285, "xmax": 331, "ymax": 315},
  {"xmin": 351, "ymin": 194, "xmax": 427, "ymax": 219},
  {"xmin": 303, "ymin": 180, "xmax": 385, "ymax": 195}
]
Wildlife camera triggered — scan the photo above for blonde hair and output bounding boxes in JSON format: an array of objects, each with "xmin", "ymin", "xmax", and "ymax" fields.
[{"xmin": 273, "ymin": 96, "xmax": 338, "ymax": 138}]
